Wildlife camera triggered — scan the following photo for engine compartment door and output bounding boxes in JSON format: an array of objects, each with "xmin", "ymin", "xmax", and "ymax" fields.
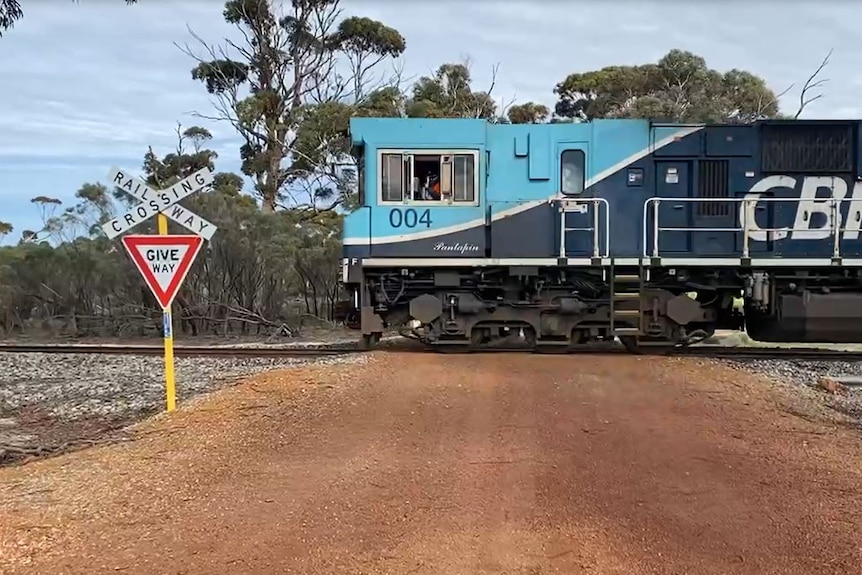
[{"xmin": 650, "ymin": 160, "xmax": 691, "ymax": 255}]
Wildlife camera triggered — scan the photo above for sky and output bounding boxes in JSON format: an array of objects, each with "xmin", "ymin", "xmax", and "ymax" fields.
[{"xmin": 1, "ymin": 0, "xmax": 860, "ymax": 243}]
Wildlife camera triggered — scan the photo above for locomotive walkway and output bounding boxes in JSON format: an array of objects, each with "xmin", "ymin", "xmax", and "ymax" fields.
[{"xmin": 2, "ymin": 353, "xmax": 862, "ymax": 574}]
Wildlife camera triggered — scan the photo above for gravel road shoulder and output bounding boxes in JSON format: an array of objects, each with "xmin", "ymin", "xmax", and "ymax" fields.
[
  {"xmin": 0, "ymin": 352, "xmax": 367, "ymax": 466},
  {"xmin": 720, "ymin": 358, "xmax": 862, "ymax": 428}
]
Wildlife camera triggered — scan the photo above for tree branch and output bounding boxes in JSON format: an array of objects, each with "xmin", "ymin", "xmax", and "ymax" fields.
[{"xmin": 794, "ymin": 48, "xmax": 832, "ymax": 119}]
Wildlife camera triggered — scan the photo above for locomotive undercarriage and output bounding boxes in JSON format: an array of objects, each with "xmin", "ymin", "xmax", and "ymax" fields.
[
  {"xmin": 341, "ymin": 264, "xmax": 862, "ymax": 352},
  {"xmin": 347, "ymin": 266, "xmax": 734, "ymax": 352}
]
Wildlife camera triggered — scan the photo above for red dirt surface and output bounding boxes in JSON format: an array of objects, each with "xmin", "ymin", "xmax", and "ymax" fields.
[{"xmin": 1, "ymin": 353, "xmax": 861, "ymax": 574}]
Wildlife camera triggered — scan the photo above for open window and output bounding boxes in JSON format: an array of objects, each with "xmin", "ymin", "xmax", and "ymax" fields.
[
  {"xmin": 560, "ymin": 149, "xmax": 585, "ymax": 196},
  {"xmin": 378, "ymin": 149, "xmax": 479, "ymax": 205}
]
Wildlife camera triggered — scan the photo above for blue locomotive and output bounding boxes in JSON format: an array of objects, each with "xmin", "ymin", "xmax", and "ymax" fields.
[{"xmin": 340, "ymin": 117, "xmax": 862, "ymax": 351}]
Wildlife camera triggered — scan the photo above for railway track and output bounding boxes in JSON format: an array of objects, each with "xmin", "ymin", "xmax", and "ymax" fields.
[
  {"xmin": 2, "ymin": 341, "xmax": 862, "ymax": 361},
  {"xmin": 431, "ymin": 346, "xmax": 862, "ymax": 361},
  {"xmin": 0, "ymin": 343, "xmax": 362, "ymax": 357},
  {"xmin": 669, "ymin": 346, "xmax": 862, "ymax": 361}
]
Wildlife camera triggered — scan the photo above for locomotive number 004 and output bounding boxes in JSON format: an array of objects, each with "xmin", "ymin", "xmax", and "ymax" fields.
[{"xmin": 388, "ymin": 208, "xmax": 432, "ymax": 228}]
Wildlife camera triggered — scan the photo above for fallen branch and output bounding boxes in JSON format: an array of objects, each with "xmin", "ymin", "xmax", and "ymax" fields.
[{"xmin": 0, "ymin": 435, "xmax": 135, "ymax": 467}]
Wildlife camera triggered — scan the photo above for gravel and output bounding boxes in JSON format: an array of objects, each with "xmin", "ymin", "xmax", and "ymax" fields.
[
  {"xmin": 0, "ymin": 351, "xmax": 367, "ymax": 463},
  {"xmin": 722, "ymin": 358, "xmax": 862, "ymax": 425},
  {"xmin": 5, "ymin": 348, "xmax": 862, "ymax": 466}
]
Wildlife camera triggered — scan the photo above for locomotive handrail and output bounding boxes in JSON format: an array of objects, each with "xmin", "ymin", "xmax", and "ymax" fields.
[
  {"xmin": 553, "ymin": 197, "xmax": 610, "ymax": 259},
  {"xmin": 642, "ymin": 196, "xmax": 856, "ymax": 259}
]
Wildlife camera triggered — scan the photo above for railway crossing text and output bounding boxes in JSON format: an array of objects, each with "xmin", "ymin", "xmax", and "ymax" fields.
[
  {"xmin": 103, "ymin": 165, "xmax": 217, "ymax": 413},
  {"xmin": 101, "ymin": 167, "xmax": 217, "ymax": 240}
]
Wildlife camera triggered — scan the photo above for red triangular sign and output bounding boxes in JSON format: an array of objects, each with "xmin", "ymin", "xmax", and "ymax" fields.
[{"xmin": 121, "ymin": 235, "xmax": 204, "ymax": 309}]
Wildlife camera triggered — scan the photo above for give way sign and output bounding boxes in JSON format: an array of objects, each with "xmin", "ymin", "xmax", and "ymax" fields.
[{"xmin": 121, "ymin": 235, "xmax": 204, "ymax": 309}]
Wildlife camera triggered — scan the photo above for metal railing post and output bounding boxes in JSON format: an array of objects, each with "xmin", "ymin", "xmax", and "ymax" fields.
[
  {"xmin": 558, "ymin": 203, "xmax": 566, "ymax": 259},
  {"xmin": 651, "ymin": 199, "xmax": 660, "ymax": 258},
  {"xmin": 592, "ymin": 200, "xmax": 600, "ymax": 258},
  {"xmin": 602, "ymin": 199, "xmax": 610, "ymax": 258},
  {"xmin": 832, "ymin": 197, "xmax": 841, "ymax": 259}
]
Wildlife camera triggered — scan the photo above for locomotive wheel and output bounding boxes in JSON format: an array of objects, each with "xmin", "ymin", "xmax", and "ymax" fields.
[
  {"xmin": 345, "ymin": 311, "xmax": 360, "ymax": 330},
  {"xmin": 619, "ymin": 336, "xmax": 641, "ymax": 354},
  {"xmin": 618, "ymin": 335, "xmax": 680, "ymax": 355},
  {"xmin": 360, "ymin": 332, "xmax": 381, "ymax": 349}
]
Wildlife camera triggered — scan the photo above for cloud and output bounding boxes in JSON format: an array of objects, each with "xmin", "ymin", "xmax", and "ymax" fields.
[
  {"xmin": 373, "ymin": 0, "xmax": 858, "ymax": 115},
  {"xmin": 1, "ymin": 0, "xmax": 861, "ymax": 243},
  {"xmin": 0, "ymin": 1, "xmax": 239, "ymax": 159},
  {"xmin": 0, "ymin": 1, "xmax": 252, "ymax": 241}
]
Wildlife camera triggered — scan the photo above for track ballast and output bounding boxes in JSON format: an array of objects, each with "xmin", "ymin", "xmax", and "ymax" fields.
[{"xmin": 2, "ymin": 341, "xmax": 862, "ymax": 362}]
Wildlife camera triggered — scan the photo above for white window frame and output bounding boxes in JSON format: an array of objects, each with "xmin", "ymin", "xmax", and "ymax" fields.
[{"xmin": 376, "ymin": 148, "xmax": 481, "ymax": 207}]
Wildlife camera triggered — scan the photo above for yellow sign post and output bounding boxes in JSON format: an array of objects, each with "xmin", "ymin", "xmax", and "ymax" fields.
[{"xmin": 158, "ymin": 213, "xmax": 177, "ymax": 412}]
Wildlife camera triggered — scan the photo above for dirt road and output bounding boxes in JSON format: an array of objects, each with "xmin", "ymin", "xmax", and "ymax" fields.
[{"xmin": 2, "ymin": 353, "xmax": 862, "ymax": 574}]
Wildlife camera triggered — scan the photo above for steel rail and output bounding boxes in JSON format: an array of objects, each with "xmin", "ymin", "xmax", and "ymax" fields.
[
  {"xmin": 673, "ymin": 346, "xmax": 862, "ymax": 361},
  {"xmin": 0, "ymin": 344, "xmax": 362, "ymax": 357},
  {"xmin": 395, "ymin": 343, "xmax": 862, "ymax": 360},
  {"xmin": 2, "ymin": 342, "xmax": 862, "ymax": 361}
]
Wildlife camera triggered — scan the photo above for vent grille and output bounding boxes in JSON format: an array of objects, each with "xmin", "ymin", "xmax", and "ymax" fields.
[
  {"xmin": 697, "ymin": 160, "xmax": 730, "ymax": 217},
  {"xmin": 761, "ymin": 123, "xmax": 853, "ymax": 173}
]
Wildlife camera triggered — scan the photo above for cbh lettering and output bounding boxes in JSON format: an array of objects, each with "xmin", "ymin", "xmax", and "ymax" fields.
[{"xmin": 741, "ymin": 175, "xmax": 862, "ymax": 241}]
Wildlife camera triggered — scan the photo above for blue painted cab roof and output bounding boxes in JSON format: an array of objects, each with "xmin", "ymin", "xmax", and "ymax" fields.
[{"xmin": 348, "ymin": 117, "xmax": 680, "ymax": 146}]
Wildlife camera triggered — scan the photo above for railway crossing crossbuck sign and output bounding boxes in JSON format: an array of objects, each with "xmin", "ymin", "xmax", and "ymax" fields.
[
  {"xmin": 101, "ymin": 167, "xmax": 218, "ymax": 240},
  {"xmin": 121, "ymin": 235, "xmax": 204, "ymax": 309},
  {"xmin": 103, "ymin": 165, "xmax": 218, "ymax": 413}
]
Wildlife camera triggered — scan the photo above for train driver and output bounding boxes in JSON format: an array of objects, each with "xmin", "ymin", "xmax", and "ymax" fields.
[
  {"xmin": 427, "ymin": 174, "xmax": 441, "ymax": 200},
  {"xmin": 419, "ymin": 174, "xmax": 441, "ymax": 200}
]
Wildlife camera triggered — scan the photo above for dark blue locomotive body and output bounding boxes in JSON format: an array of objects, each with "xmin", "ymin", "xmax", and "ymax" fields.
[{"xmin": 341, "ymin": 118, "xmax": 862, "ymax": 350}]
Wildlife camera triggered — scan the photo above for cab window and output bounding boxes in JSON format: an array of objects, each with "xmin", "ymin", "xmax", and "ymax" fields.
[
  {"xmin": 379, "ymin": 150, "xmax": 478, "ymax": 205},
  {"xmin": 452, "ymin": 155, "xmax": 475, "ymax": 201},
  {"xmin": 381, "ymin": 153, "xmax": 405, "ymax": 202},
  {"xmin": 561, "ymin": 150, "xmax": 585, "ymax": 195}
]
